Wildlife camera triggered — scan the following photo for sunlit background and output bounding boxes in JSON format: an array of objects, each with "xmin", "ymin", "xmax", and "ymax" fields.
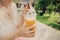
[{"xmin": 14, "ymin": 0, "xmax": 60, "ymax": 30}]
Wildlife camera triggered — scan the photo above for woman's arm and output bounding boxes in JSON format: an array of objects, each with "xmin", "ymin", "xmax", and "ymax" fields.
[
  {"xmin": 17, "ymin": 15, "xmax": 24, "ymax": 28},
  {"xmin": 3, "ymin": 3, "xmax": 36, "ymax": 40}
]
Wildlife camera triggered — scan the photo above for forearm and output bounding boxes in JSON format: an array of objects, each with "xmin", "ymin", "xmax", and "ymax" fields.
[
  {"xmin": 7, "ymin": 30, "xmax": 23, "ymax": 40},
  {"xmin": 7, "ymin": 19, "xmax": 24, "ymax": 40},
  {"xmin": 17, "ymin": 15, "xmax": 24, "ymax": 28},
  {"xmin": 8, "ymin": 16, "xmax": 25, "ymax": 40}
]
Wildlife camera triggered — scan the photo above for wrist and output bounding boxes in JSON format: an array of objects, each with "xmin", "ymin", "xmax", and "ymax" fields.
[{"xmin": 7, "ymin": 30, "xmax": 21, "ymax": 40}]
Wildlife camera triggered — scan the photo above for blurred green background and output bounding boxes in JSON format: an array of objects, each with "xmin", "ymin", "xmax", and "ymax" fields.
[
  {"xmin": 14, "ymin": 0, "xmax": 60, "ymax": 30},
  {"xmin": 35, "ymin": 0, "xmax": 60, "ymax": 30}
]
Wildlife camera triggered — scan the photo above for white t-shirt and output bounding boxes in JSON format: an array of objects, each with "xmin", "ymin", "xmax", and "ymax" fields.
[{"xmin": 0, "ymin": 2, "xmax": 19, "ymax": 38}]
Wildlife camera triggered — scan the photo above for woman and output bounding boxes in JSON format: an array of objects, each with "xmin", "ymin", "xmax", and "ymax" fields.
[{"xmin": 0, "ymin": 0, "xmax": 35, "ymax": 40}]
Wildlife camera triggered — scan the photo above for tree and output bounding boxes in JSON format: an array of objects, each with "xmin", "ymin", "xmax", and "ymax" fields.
[
  {"xmin": 35, "ymin": 0, "xmax": 53, "ymax": 16},
  {"xmin": 54, "ymin": 3, "xmax": 60, "ymax": 24}
]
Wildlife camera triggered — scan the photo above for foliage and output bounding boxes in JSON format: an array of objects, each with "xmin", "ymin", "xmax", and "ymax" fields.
[
  {"xmin": 35, "ymin": 0, "xmax": 60, "ymax": 16},
  {"xmin": 37, "ymin": 13, "xmax": 60, "ymax": 30},
  {"xmin": 14, "ymin": 0, "xmax": 18, "ymax": 3},
  {"xmin": 35, "ymin": 0, "xmax": 60, "ymax": 30},
  {"xmin": 35, "ymin": 0, "xmax": 53, "ymax": 16}
]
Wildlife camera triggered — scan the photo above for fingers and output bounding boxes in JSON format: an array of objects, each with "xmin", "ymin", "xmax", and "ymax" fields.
[
  {"xmin": 26, "ymin": 29, "xmax": 36, "ymax": 34},
  {"xmin": 26, "ymin": 33, "xmax": 35, "ymax": 37},
  {"xmin": 17, "ymin": 25, "xmax": 36, "ymax": 37},
  {"xmin": 25, "ymin": 25, "xmax": 36, "ymax": 33},
  {"xmin": 26, "ymin": 26, "xmax": 36, "ymax": 30},
  {"xmin": 25, "ymin": 26, "xmax": 36, "ymax": 37}
]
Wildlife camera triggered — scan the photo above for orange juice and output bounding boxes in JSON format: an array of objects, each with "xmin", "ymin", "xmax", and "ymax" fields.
[{"xmin": 25, "ymin": 20, "xmax": 35, "ymax": 27}]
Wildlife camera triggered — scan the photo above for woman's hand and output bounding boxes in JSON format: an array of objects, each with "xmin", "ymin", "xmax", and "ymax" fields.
[
  {"xmin": 22, "ymin": 3, "xmax": 30, "ymax": 15},
  {"xmin": 17, "ymin": 25, "xmax": 36, "ymax": 37},
  {"xmin": 1, "ymin": 26, "xmax": 36, "ymax": 40}
]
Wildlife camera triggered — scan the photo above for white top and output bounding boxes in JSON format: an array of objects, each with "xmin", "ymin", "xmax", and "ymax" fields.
[{"xmin": 0, "ymin": 2, "xmax": 19, "ymax": 38}]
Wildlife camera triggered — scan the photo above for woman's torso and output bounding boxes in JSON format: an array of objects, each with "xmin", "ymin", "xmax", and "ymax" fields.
[{"xmin": 0, "ymin": 2, "xmax": 18, "ymax": 38}]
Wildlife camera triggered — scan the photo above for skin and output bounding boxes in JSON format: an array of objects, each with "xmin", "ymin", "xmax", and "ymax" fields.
[
  {"xmin": 0, "ymin": 0, "xmax": 36, "ymax": 40},
  {"xmin": 0, "ymin": 0, "xmax": 13, "ymax": 8}
]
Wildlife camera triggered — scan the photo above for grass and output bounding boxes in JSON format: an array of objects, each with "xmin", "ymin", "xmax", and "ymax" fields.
[{"xmin": 36, "ymin": 12, "xmax": 60, "ymax": 30}]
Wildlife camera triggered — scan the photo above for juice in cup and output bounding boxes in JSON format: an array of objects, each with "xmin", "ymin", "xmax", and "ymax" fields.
[
  {"xmin": 25, "ymin": 20, "xmax": 36, "ymax": 30},
  {"xmin": 25, "ymin": 20, "xmax": 35, "ymax": 27}
]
